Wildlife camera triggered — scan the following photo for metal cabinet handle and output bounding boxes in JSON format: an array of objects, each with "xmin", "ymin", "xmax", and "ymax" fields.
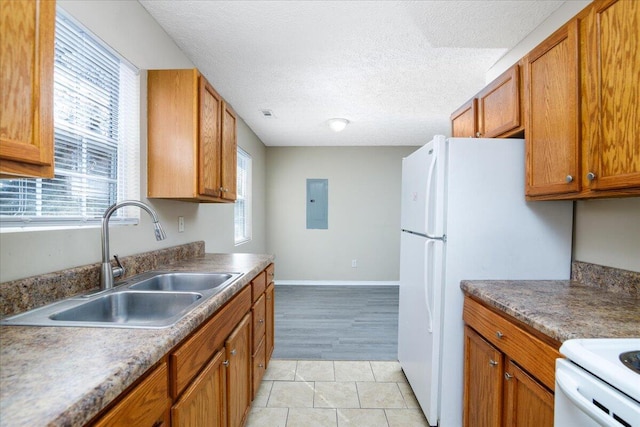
[
  {"xmin": 476, "ymin": 131, "xmax": 482, "ymax": 138},
  {"xmin": 259, "ymin": 319, "xmax": 264, "ymax": 324},
  {"xmin": 565, "ymin": 175, "xmax": 573, "ymax": 183},
  {"xmin": 258, "ymin": 363, "xmax": 264, "ymax": 368},
  {"xmin": 489, "ymin": 359, "xmax": 498, "ymax": 367},
  {"xmin": 496, "ymin": 331, "xmax": 504, "ymax": 339},
  {"xmin": 586, "ymin": 172, "xmax": 596, "ymax": 181},
  {"xmin": 223, "ymin": 360, "xmax": 229, "ymax": 367},
  {"xmin": 505, "ymin": 372, "xmax": 513, "ymax": 380},
  {"xmin": 230, "ymin": 349, "xmax": 237, "ymax": 356}
]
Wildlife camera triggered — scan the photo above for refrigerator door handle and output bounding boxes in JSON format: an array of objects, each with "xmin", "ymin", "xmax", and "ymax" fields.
[
  {"xmin": 424, "ymin": 239, "xmax": 435, "ymax": 333},
  {"xmin": 423, "ymin": 143, "xmax": 438, "ymax": 237}
]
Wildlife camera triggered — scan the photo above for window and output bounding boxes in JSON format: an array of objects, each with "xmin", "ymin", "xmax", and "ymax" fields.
[
  {"xmin": 235, "ymin": 148, "xmax": 252, "ymax": 244},
  {"xmin": 0, "ymin": 9, "xmax": 140, "ymax": 229}
]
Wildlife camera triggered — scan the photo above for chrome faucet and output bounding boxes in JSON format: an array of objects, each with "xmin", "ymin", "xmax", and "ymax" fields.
[{"xmin": 100, "ymin": 200, "xmax": 167, "ymax": 290}]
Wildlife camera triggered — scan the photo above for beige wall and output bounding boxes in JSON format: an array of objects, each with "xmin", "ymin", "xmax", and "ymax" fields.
[
  {"xmin": 266, "ymin": 146, "xmax": 416, "ymax": 281},
  {"xmin": 0, "ymin": 0, "xmax": 267, "ymax": 282},
  {"xmin": 486, "ymin": 0, "xmax": 639, "ymax": 273},
  {"xmin": 573, "ymin": 198, "xmax": 640, "ymax": 272}
]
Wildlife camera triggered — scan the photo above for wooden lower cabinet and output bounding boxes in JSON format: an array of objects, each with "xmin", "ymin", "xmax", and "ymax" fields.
[
  {"xmin": 91, "ymin": 264, "xmax": 276, "ymax": 427},
  {"xmin": 94, "ymin": 362, "xmax": 170, "ymax": 427},
  {"xmin": 226, "ymin": 314, "xmax": 252, "ymax": 427},
  {"xmin": 172, "ymin": 351, "xmax": 226, "ymax": 427},
  {"xmin": 463, "ymin": 296, "xmax": 558, "ymax": 427},
  {"xmin": 463, "ymin": 326, "xmax": 503, "ymax": 427},
  {"xmin": 265, "ymin": 283, "xmax": 275, "ymax": 363},
  {"xmin": 504, "ymin": 360, "xmax": 554, "ymax": 426}
]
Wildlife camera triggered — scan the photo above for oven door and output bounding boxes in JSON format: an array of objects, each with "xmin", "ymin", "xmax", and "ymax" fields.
[{"xmin": 555, "ymin": 358, "xmax": 640, "ymax": 427}]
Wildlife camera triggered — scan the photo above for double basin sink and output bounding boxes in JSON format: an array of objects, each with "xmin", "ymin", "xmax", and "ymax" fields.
[{"xmin": 0, "ymin": 271, "xmax": 242, "ymax": 329}]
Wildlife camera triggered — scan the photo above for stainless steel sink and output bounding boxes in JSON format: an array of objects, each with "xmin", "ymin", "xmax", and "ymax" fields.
[
  {"xmin": 0, "ymin": 271, "xmax": 242, "ymax": 329},
  {"xmin": 50, "ymin": 291, "xmax": 201, "ymax": 324},
  {"xmin": 127, "ymin": 272, "xmax": 236, "ymax": 292}
]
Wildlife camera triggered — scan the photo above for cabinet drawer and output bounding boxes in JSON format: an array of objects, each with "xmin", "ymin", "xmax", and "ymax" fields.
[
  {"xmin": 251, "ymin": 271, "xmax": 267, "ymax": 302},
  {"xmin": 171, "ymin": 285, "xmax": 251, "ymax": 398},
  {"xmin": 252, "ymin": 293, "xmax": 266, "ymax": 353},
  {"xmin": 252, "ymin": 337, "xmax": 266, "ymax": 399},
  {"xmin": 463, "ymin": 296, "xmax": 560, "ymax": 391},
  {"xmin": 266, "ymin": 264, "xmax": 275, "ymax": 285},
  {"xmin": 94, "ymin": 362, "xmax": 170, "ymax": 427}
]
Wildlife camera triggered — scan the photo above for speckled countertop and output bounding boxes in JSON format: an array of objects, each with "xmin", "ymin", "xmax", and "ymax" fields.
[
  {"xmin": 0, "ymin": 252, "xmax": 274, "ymax": 427},
  {"xmin": 461, "ymin": 280, "xmax": 640, "ymax": 343}
]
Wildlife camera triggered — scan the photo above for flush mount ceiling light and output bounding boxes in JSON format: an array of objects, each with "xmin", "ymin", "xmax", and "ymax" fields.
[{"xmin": 327, "ymin": 118, "xmax": 349, "ymax": 132}]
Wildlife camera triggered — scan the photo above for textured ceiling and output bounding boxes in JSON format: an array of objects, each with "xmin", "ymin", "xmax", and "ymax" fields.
[{"xmin": 139, "ymin": 1, "xmax": 564, "ymax": 146}]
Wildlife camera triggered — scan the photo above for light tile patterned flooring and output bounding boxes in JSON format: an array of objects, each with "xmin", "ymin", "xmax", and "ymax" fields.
[{"xmin": 246, "ymin": 360, "xmax": 430, "ymax": 427}]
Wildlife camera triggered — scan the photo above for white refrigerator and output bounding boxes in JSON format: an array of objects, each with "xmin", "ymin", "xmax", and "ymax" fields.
[{"xmin": 398, "ymin": 135, "xmax": 573, "ymax": 427}]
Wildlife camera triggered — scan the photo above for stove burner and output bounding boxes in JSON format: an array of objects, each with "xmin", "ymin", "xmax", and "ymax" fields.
[{"xmin": 619, "ymin": 350, "xmax": 640, "ymax": 374}]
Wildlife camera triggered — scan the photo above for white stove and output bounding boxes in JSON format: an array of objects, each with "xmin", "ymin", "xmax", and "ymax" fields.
[{"xmin": 555, "ymin": 338, "xmax": 640, "ymax": 426}]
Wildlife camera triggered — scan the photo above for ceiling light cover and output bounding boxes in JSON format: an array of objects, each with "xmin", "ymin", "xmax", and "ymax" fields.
[{"xmin": 328, "ymin": 118, "xmax": 349, "ymax": 132}]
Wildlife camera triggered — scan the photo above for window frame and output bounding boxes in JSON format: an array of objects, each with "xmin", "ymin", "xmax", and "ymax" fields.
[
  {"xmin": 234, "ymin": 147, "xmax": 252, "ymax": 245},
  {"xmin": 0, "ymin": 8, "xmax": 140, "ymax": 232}
]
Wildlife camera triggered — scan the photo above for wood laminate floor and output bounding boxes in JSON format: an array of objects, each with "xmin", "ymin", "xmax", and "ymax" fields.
[{"xmin": 272, "ymin": 285, "xmax": 399, "ymax": 361}]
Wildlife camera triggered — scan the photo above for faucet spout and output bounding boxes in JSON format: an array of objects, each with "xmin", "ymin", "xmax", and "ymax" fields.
[{"xmin": 100, "ymin": 200, "xmax": 167, "ymax": 290}]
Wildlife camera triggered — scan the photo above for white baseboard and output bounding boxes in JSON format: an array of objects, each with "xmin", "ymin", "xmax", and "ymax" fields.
[{"xmin": 275, "ymin": 280, "xmax": 399, "ymax": 287}]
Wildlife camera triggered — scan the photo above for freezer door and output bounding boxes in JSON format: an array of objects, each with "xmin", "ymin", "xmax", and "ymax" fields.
[
  {"xmin": 398, "ymin": 231, "xmax": 444, "ymax": 426},
  {"xmin": 400, "ymin": 136, "xmax": 446, "ymax": 237}
]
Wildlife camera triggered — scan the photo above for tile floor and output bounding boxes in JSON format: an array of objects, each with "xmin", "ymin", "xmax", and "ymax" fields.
[{"xmin": 246, "ymin": 360, "xmax": 430, "ymax": 427}]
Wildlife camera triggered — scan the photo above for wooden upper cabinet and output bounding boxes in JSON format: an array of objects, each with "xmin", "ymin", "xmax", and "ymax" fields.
[
  {"xmin": 581, "ymin": 0, "xmax": 640, "ymax": 192},
  {"xmin": 525, "ymin": 0, "xmax": 640, "ymax": 200},
  {"xmin": 477, "ymin": 64, "xmax": 522, "ymax": 138},
  {"xmin": 220, "ymin": 102, "xmax": 237, "ymax": 202},
  {"xmin": 525, "ymin": 20, "xmax": 580, "ymax": 197},
  {"xmin": 449, "ymin": 63, "xmax": 522, "ymax": 139},
  {"xmin": 0, "ymin": 0, "xmax": 55, "ymax": 178},
  {"xmin": 147, "ymin": 68, "xmax": 237, "ymax": 203},
  {"xmin": 199, "ymin": 78, "xmax": 223, "ymax": 198},
  {"xmin": 451, "ymin": 98, "xmax": 477, "ymax": 138}
]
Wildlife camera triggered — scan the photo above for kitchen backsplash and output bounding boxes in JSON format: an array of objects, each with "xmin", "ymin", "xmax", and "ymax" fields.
[
  {"xmin": 571, "ymin": 261, "xmax": 639, "ymax": 297},
  {"xmin": 0, "ymin": 241, "xmax": 205, "ymax": 318}
]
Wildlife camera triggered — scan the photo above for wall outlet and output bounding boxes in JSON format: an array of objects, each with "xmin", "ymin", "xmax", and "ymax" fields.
[
  {"xmin": 351, "ymin": 259, "xmax": 357, "ymax": 268},
  {"xmin": 178, "ymin": 216, "xmax": 185, "ymax": 233}
]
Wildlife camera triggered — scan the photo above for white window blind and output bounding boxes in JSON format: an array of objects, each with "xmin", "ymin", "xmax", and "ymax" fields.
[
  {"xmin": 235, "ymin": 148, "xmax": 252, "ymax": 244},
  {"xmin": 0, "ymin": 9, "xmax": 140, "ymax": 228}
]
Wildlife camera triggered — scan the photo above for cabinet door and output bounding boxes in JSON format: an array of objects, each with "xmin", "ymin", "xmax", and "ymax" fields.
[
  {"xmin": 525, "ymin": 20, "xmax": 580, "ymax": 197},
  {"xmin": 503, "ymin": 360, "xmax": 554, "ymax": 427},
  {"xmin": 451, "ymin": 98, "xmax": 478, "ymax": 138},
  {"xmin": 265, "ymin": 283, "xmax": 275, "ymax": 364},
  {"xmin": 147, "ymin": 69, "xmax": 199, "ymax": 199},
  {"xmin": 0, "ymin": 0, "xmax": 55, "ymax": 178},
  {"xmin": 226, "ymin": 313, "xmax": 251, "ymax": 427},
  {"xmin": 94, "ymin": 363, "xmax": 171, "ymax": 427},
  {"xmin": 252, "ymin": 293, "xmax": 266, "ymax": 353},
  {"xmin": 199, "ymin": 77, "xmax": 223, "ymax": 198},
  {"xmin": 582, "ymin": 0, "xmax": 640, "ymax": 191},
  {"xmin": 252, "ymin": 337, "xmax": 266, "ymax": 399},
  {"xmin": 172, "ymin": 350, "xmax": 227, "ymax": 427},
  {"xmin": 477, "ymin": 65, "xmax": 520, "ymax": 138},
  {"xmin": 463, "ymin": 326, "xmax": 503, "ymax": 427},
  {"xmin": 220, "ymin": 102, "xmax": 237, "ymax": 201}
]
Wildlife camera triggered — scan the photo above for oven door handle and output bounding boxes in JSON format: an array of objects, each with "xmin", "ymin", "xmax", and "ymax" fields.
[{"xmin": 556, "ymin": 368, "xmax": 626, "ymax": 427}]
